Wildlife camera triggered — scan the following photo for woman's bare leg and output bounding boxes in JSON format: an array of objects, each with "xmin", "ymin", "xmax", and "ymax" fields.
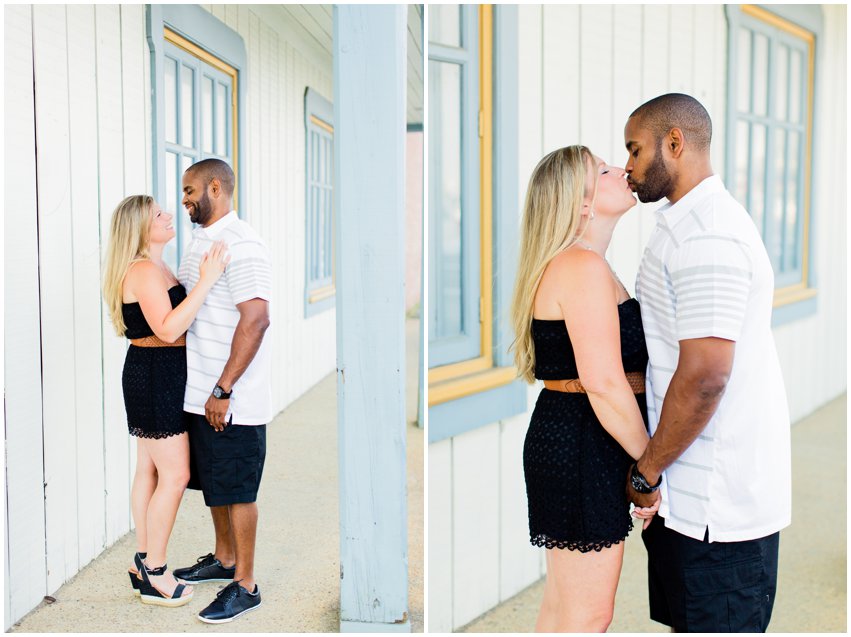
[
  {"xmin": 130, "ymin": 440, "xmax": 157, "ymax": 557},
  {"xmin": 139, "ymin": 433, "xmax": 192, "ymax": 597},
  {"xmin": 535, "ymin": 541, "xmax": 625, "ymax": 632}
]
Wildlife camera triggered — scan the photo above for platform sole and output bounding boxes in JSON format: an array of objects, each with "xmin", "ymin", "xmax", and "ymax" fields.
[
  {"xmin": 140, "ymin": 592, "xmax": 194, "ymax": 608},
  {"xmin": 128, "ymin": 571, "xmax": 141, "ymax": 596},
  {"xmin": 197, "ymin": 601, "xmax": 262, "ymax": 623}
]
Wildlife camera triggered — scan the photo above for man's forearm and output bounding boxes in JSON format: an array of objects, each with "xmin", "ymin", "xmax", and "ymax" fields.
[
  {"xmin": 217, "ymin": 318, "xmax": 269, "ymax": 391},
  {"xmin": 637, "ymin": 370, "xmax": 727, "ymax": 484}
]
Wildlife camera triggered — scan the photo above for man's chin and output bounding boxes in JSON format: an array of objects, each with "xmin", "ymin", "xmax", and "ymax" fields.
[{"xmin": 637, "ymin": 191, "xmax": 665, "ymax": 204}]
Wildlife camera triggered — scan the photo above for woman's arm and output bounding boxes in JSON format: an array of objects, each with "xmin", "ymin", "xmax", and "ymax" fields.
[
  {"xmin": 555, "ymin": 250, "xmax": 650, "ymax": 460},
  {"xmin": 127, "ymin": 243, "xmax": 229, "ymax": 343}
]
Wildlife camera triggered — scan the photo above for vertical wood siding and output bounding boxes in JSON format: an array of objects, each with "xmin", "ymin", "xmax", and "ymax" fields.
[
  {"xmin": 6, "ymin": 4, "xmax": 337, "ymax": 625},
  {"xmin": 202, "ymin": 5, "xmax": 336, "ymax": 414},
  {"xmin": 431, "ymin": 4, "xmax": 845, "ymax": 630},
  {"xmin": 4, "ymin": 5, "xmax": 48, "ymax": 628}
]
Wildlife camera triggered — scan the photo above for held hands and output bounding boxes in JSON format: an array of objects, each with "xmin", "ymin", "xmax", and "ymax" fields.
[
  {"xmin": 631, "ymin": 496, "xmax": 661, "ymax": 530},
  {"xmin": 199, "ymin": 240, "xmax": 230, "ymax": 284},
  {"xmin": 205, "ymin": 394, "xmax": 230, "ymax": 432},
  {"xmin": 626, "ymin": 472, "xmax": 662, "ymax": 529}
]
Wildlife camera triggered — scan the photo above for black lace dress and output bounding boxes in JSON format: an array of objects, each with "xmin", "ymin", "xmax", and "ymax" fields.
[
  {"xmin": 523, "ymin": 298, "xmax": 649, "ymax": 552},
  {"xmin": 121, "ymin": 285, "xmax": 188, "ymax": 439}
]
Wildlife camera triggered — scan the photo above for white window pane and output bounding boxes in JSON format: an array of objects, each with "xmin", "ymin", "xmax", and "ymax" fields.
[
  {"xmin": 735, "ymin": 121, "xmax": 750, "ymax": 209},
  {"xmin": 751, "ymin": 124, "xmax": 767, "ymax": 240},
  {"xmin": 166, "ymin": 152, "xmax": 178, "ymax": 214},
  {"xmin": 316, "ymin": 188, "xmax": 328, "ymax": 280},
  {"xmin": 180, "ymin": 155, "xmax": 196, "ymax": 248},
  {"xmin": 775, "ymin": 45, "xmax": 789, "ymax": 122},
  {"xmin": 784, "ymin": 131, "xmax": 801, "ymax": 272},
  {"xmin": 753, "ymin": 32, "xmax": 768, "ymax": 117},
  {"xmin": 429, "ymin": 5, "xmax": 461, "ymax": 47},
  {"xmin": 789, "ymin": 50, "xmax": 803, "ymax": 124},
  {"xmin": 165, "ymin": 57, "xmax": 178, "ymax": 143},
  {"xmin": 202, "ymin": 76, "xmax": 214, "ymax": 153},
  {"xmin": 429, "ymin": 59, "xmax": 463, "ymax": 339},
  {"xmin": 181, "ymin": 65, "xmax": 195, "ymax": 147},
  {"xmin": 315, "ymin": 187, "xmax": 323, "ymax": 279},
  {"xmin": 216, "ymin": 82, "xmax": 227, "ymax": 156},
  {"xmin": 765, "ymin": 127, "xmax": 783, "ymax": 272},
  {"xmin": 164, "ymin": 152, "xmax": 179, "ymax": 270},
  {"xmin": 326, "ymin": 187, "xmax": 333, "ymax": 278},
  {"xmin": 737, "ymin": 28, "xmax": 752, "ymax": 113}
]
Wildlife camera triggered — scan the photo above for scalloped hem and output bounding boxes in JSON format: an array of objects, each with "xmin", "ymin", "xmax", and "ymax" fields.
[
  {"xmin": 129, "ymin": 428, "xmax": 187, "ymax": 440},
  {"xmin": 530, "ymin": 521, "xmax": 634, "ymax": 553}
]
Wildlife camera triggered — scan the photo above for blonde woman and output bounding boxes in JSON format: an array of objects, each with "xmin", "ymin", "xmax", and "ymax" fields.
[
  {"xmin": 511, "ymin": 146, "xmax": 659, "ymax": 632},
  {"xmin": 103, "ymin": 195, "xmax": 229, "ymax": 606}
]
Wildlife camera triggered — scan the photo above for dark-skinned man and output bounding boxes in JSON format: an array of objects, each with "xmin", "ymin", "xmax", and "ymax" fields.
[
  {"xmin": 174, "ymin": 158, "xmax": 271, "ymax": 624},
  {"xmin": 624, "ymin": 94, "xmax": 791, "ymax": 633}
]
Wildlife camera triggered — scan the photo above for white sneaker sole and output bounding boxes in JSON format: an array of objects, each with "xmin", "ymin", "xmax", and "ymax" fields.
[{"xmin": 197, "ymin": 600, "xmax": 262, "ymax": 624}]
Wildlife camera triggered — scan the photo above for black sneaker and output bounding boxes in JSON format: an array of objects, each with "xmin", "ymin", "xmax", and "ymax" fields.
[
  {"xmin": 197, "ymin": 581, "xmax": 261, "ymax": 624},
  {"xmin": 173, "ymin": 553, "xmax": 235, "ymax": 583}
]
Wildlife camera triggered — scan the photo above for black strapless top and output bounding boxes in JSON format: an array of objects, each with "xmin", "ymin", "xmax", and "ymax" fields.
[
  {"xmin": 531, "ymin": 298, "xmax": 648, "ymax": 379},
  {"xmin": 122, "ymin": 285, "xmax": 187, "ymax": 339}
]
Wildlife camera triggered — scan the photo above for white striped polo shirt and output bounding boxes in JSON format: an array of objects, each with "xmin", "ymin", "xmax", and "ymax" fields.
[
  {"xmin": 178, "ymin": 210, "xmax": 273, "ymax": 425},
  {"xmin": 636, "ymin": 175, "xmax": 791, "ymax": 542}
]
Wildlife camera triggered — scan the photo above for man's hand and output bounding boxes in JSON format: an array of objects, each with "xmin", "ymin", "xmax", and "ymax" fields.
[
  {"xmin": 626, "ymin": 478, "xmax": 662, "ymax": 510},
  {"xmin": 205, "ymin": 395, "xmax": 230, "ymax": 431}
]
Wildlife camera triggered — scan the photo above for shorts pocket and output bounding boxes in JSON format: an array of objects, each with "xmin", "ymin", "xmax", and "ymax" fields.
[
  {"xmin": 683, "ymin": 558, "xmax": 764, "ymax": 632},
  {"xmin": 211, "ymin": 426, "xmax": 260, "ymax": 496}
]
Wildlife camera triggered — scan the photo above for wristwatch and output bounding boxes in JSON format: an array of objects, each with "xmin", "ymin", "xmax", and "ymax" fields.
[
  {"xmin": 630, "ymin": 463, "xmax": 662, "ymax": 494},
  {"xmin": 212, "ymin": 384, "xmax": 232, "ymax": 399}
]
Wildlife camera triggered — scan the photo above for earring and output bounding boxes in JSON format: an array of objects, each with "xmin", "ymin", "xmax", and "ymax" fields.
[{"xmin": 589, "ymin": 208, "xmax": 596, "ymax": 221}]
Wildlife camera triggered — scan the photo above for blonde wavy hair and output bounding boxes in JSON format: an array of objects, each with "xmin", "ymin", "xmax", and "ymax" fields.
[
  {"xmin": 102, "ymin": 195, "xmax": 154, "ymax": 336},
  {"xmin": 509, "ymin": 145, "xmax": 600, "ymax": 383}
]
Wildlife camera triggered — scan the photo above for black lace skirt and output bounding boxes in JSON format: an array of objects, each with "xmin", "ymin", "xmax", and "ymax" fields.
[
  {"xmin": 122, "ymin": 345, "xmax": 188, "ymax": 439},
  {"xmin": 523, "ymin": 388, "xmax": 648, "ymax": 552}
]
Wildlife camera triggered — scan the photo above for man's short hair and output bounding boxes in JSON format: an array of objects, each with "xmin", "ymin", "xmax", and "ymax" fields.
[
  {"xmin": 186, "ymin": 158, "xmax": 235, "ymax": 196},
  {"xmin": 629, "ymin": 93, "xmax": 712, "ymax": 151}
]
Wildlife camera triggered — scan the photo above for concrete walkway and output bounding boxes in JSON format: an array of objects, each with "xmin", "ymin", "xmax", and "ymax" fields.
[
  {"xmin": 461, "ymin": 393, "xmax": 846, "ymax": 633},
  {"xmin": 10, "ymin": 320, "xmax": 423, "ymax": 633}
]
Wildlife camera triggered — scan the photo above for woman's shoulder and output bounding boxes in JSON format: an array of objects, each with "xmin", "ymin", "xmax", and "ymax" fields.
[
  {"xmin": 123, "ymin": 259, "xmax": 163, "ymax": 302},
  {"xmin": 547, "ymin": 246, "xmax": 612, "ymax": 282}
]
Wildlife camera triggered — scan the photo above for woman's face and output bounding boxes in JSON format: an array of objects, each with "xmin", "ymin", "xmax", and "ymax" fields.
[
  {"xmin": 148, "ymin": 201, "xmax": 176, "ymax": 245},
  {"xmin": 583, "ymin": 154, "xmax": 637, "ymax": 218}
]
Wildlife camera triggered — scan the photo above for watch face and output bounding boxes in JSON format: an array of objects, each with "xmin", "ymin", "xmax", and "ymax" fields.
[
  {"xmin": 213, "ymin": 387, "xmax": 223, "ymax": 398},
  {"xmin": 631, "ymin": 466, "xmax": 652, "ymax": 494}
]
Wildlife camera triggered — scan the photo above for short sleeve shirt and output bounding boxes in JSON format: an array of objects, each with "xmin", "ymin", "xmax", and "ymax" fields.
[
  {"xmin": 636, "ymin": 176, "xmax": 791, "ymax": 542},
  {"xmin": 178, "ymin": 211, "xmax": 273, "ymax": 425}
]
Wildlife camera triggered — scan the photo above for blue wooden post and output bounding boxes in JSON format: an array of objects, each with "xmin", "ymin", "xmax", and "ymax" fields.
[{"xmin": 334, "ymin": 5, "xmax": 410, "ymax": 633}]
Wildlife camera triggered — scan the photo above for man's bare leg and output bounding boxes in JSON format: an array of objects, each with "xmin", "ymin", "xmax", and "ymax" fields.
[
  {"xmin": 211, "ymin": 505, "xmax": 236, "ymax": 568},
  {"xmin": 229, "ymin": 502, "xmax": 258, "ymax": 592}
]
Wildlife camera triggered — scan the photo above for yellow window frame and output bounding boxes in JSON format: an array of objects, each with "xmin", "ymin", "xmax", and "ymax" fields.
[
  {"xmin": 739, "ymin": 5, "xmax": 816, "ymax": 308},
  {"xmin": 306, "ymin": 112, "xmax": 336, "ymax": 304},
  {"xmin": 164, "ymin": 27, "xmax": 240, "ymax": 210}
]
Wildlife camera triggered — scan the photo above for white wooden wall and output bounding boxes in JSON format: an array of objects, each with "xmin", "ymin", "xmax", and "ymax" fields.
[
  {"xmin": 4, "ymin": 5, "xmax": 150, "ymax": 628},
  {"xmin": 201, "ymin": 4, "xmax": 336, "ymax": 412},
  {"xmin": 5, "ymin": 4, "xmax": 336, "ymax": 627},
  {"xmin": 429, "ymin": 4, "xmax": 846, "ymax": 631}
]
